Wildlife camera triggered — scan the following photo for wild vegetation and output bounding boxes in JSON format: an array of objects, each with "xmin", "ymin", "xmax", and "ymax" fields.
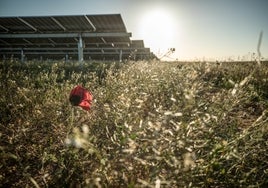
[{"xmin": 0, "ymin": 60, "xmax": 268, "ymax": 187}]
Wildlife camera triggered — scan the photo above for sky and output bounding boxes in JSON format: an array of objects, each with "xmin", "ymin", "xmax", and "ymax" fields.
[{"xmin": 0, "ymin": 0, "xmax": 268, "ymax": 61}]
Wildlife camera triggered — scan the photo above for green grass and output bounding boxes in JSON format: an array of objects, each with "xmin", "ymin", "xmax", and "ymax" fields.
[{"xmin": 0, "ymin": 60, "xmax": 268, "ymax": 187}]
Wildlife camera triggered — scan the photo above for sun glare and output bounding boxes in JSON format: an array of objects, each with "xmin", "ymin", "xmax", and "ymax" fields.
[{"xmin": 138, "ymin": 8, "xmax": 177, "ymax": 57}]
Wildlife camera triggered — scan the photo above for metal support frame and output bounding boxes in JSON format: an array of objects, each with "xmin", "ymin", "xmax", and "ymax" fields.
[
  {"xmin": 0, "ymin": 50, "xmax": 151, "ymax": 56},
  {"xmin": 0, "ymin": 47, "xmax": 150, "ymax": 51},
  {"xmin": 0, "ymin": 32, "xmax": 154, "ymax": 61},
  {"xmin": 0, "ymin": 32, "xmax": 134, "ymax": 62}
]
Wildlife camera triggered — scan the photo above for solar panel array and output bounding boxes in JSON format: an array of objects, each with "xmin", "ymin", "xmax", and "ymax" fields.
[{"xmin": 0, "ymin": 14, "xmax": 154, "ymax": 61}]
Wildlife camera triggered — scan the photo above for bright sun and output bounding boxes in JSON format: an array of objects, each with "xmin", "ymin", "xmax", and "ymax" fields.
[{"xmin": 138, "ymin": 8, "xmax": 176, "ymax": 57}]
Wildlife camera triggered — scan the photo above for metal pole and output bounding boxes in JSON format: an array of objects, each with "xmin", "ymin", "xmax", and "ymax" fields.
[
  {"xmin": 21, "ymin": 48, "xmax": 24, "ymax": 63},
  {"xmin": 65, "ymin": 53, "xmax": 69, "ymax": 63},
  {"xmin": 78, "ymin": 34, "xmax": 84, "ymax": 62},
  {"xmin": 119, "ymin": 49, "xmax": 122, "ymax": 62}
]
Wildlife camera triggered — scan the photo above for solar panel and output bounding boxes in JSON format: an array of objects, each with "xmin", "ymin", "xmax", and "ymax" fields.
[
  {"xmin": 131, "ymin": 40, "xmax": 145, "ymax": 48},
  {"xmin": 0, "ymin": 17, "xmax": 35, "ymax": 33},
  {"xmin": 0, "ymin": 14, "xmax": 152, "ymax": 61},
  {"xmin": 0, "ymin": 14, "xmax": 126, "ymax": 34},
  {"xmin": 88, "ymin": 14, "xmax": 127, "ymax": 32}
]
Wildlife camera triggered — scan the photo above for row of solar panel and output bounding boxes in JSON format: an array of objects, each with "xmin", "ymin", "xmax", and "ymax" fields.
[
  {"xmin": 0, "ymin": 14, "xmax": 154, "ymax": 61},
  {"xmin": 0, "ymin": 14, "xmax": 126, "ymax": 33}
]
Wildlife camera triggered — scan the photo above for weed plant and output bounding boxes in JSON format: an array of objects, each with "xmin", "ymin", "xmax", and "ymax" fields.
[{"xmin": 0, "ymin": 60, "xmax": 268, "ymax": 187}]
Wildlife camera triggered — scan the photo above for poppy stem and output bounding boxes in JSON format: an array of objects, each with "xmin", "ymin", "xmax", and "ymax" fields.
[
  {"xmin": 67, "ymin": 106, "xmax": 74, "ymax": 137},
  {"xmin": 71, "ymin": 106, "xmax": 74, "ymax": 128}
]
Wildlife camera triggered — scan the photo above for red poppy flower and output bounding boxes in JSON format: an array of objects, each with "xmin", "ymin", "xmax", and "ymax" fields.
[{"xmin": 69, "ymin": 85, "xmax": 93, "ymax": 111}]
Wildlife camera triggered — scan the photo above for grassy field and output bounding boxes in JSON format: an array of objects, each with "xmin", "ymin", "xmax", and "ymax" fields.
[{"xmin": 0, "ymin": 60, "xmax": 268, "ymax": 187}]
